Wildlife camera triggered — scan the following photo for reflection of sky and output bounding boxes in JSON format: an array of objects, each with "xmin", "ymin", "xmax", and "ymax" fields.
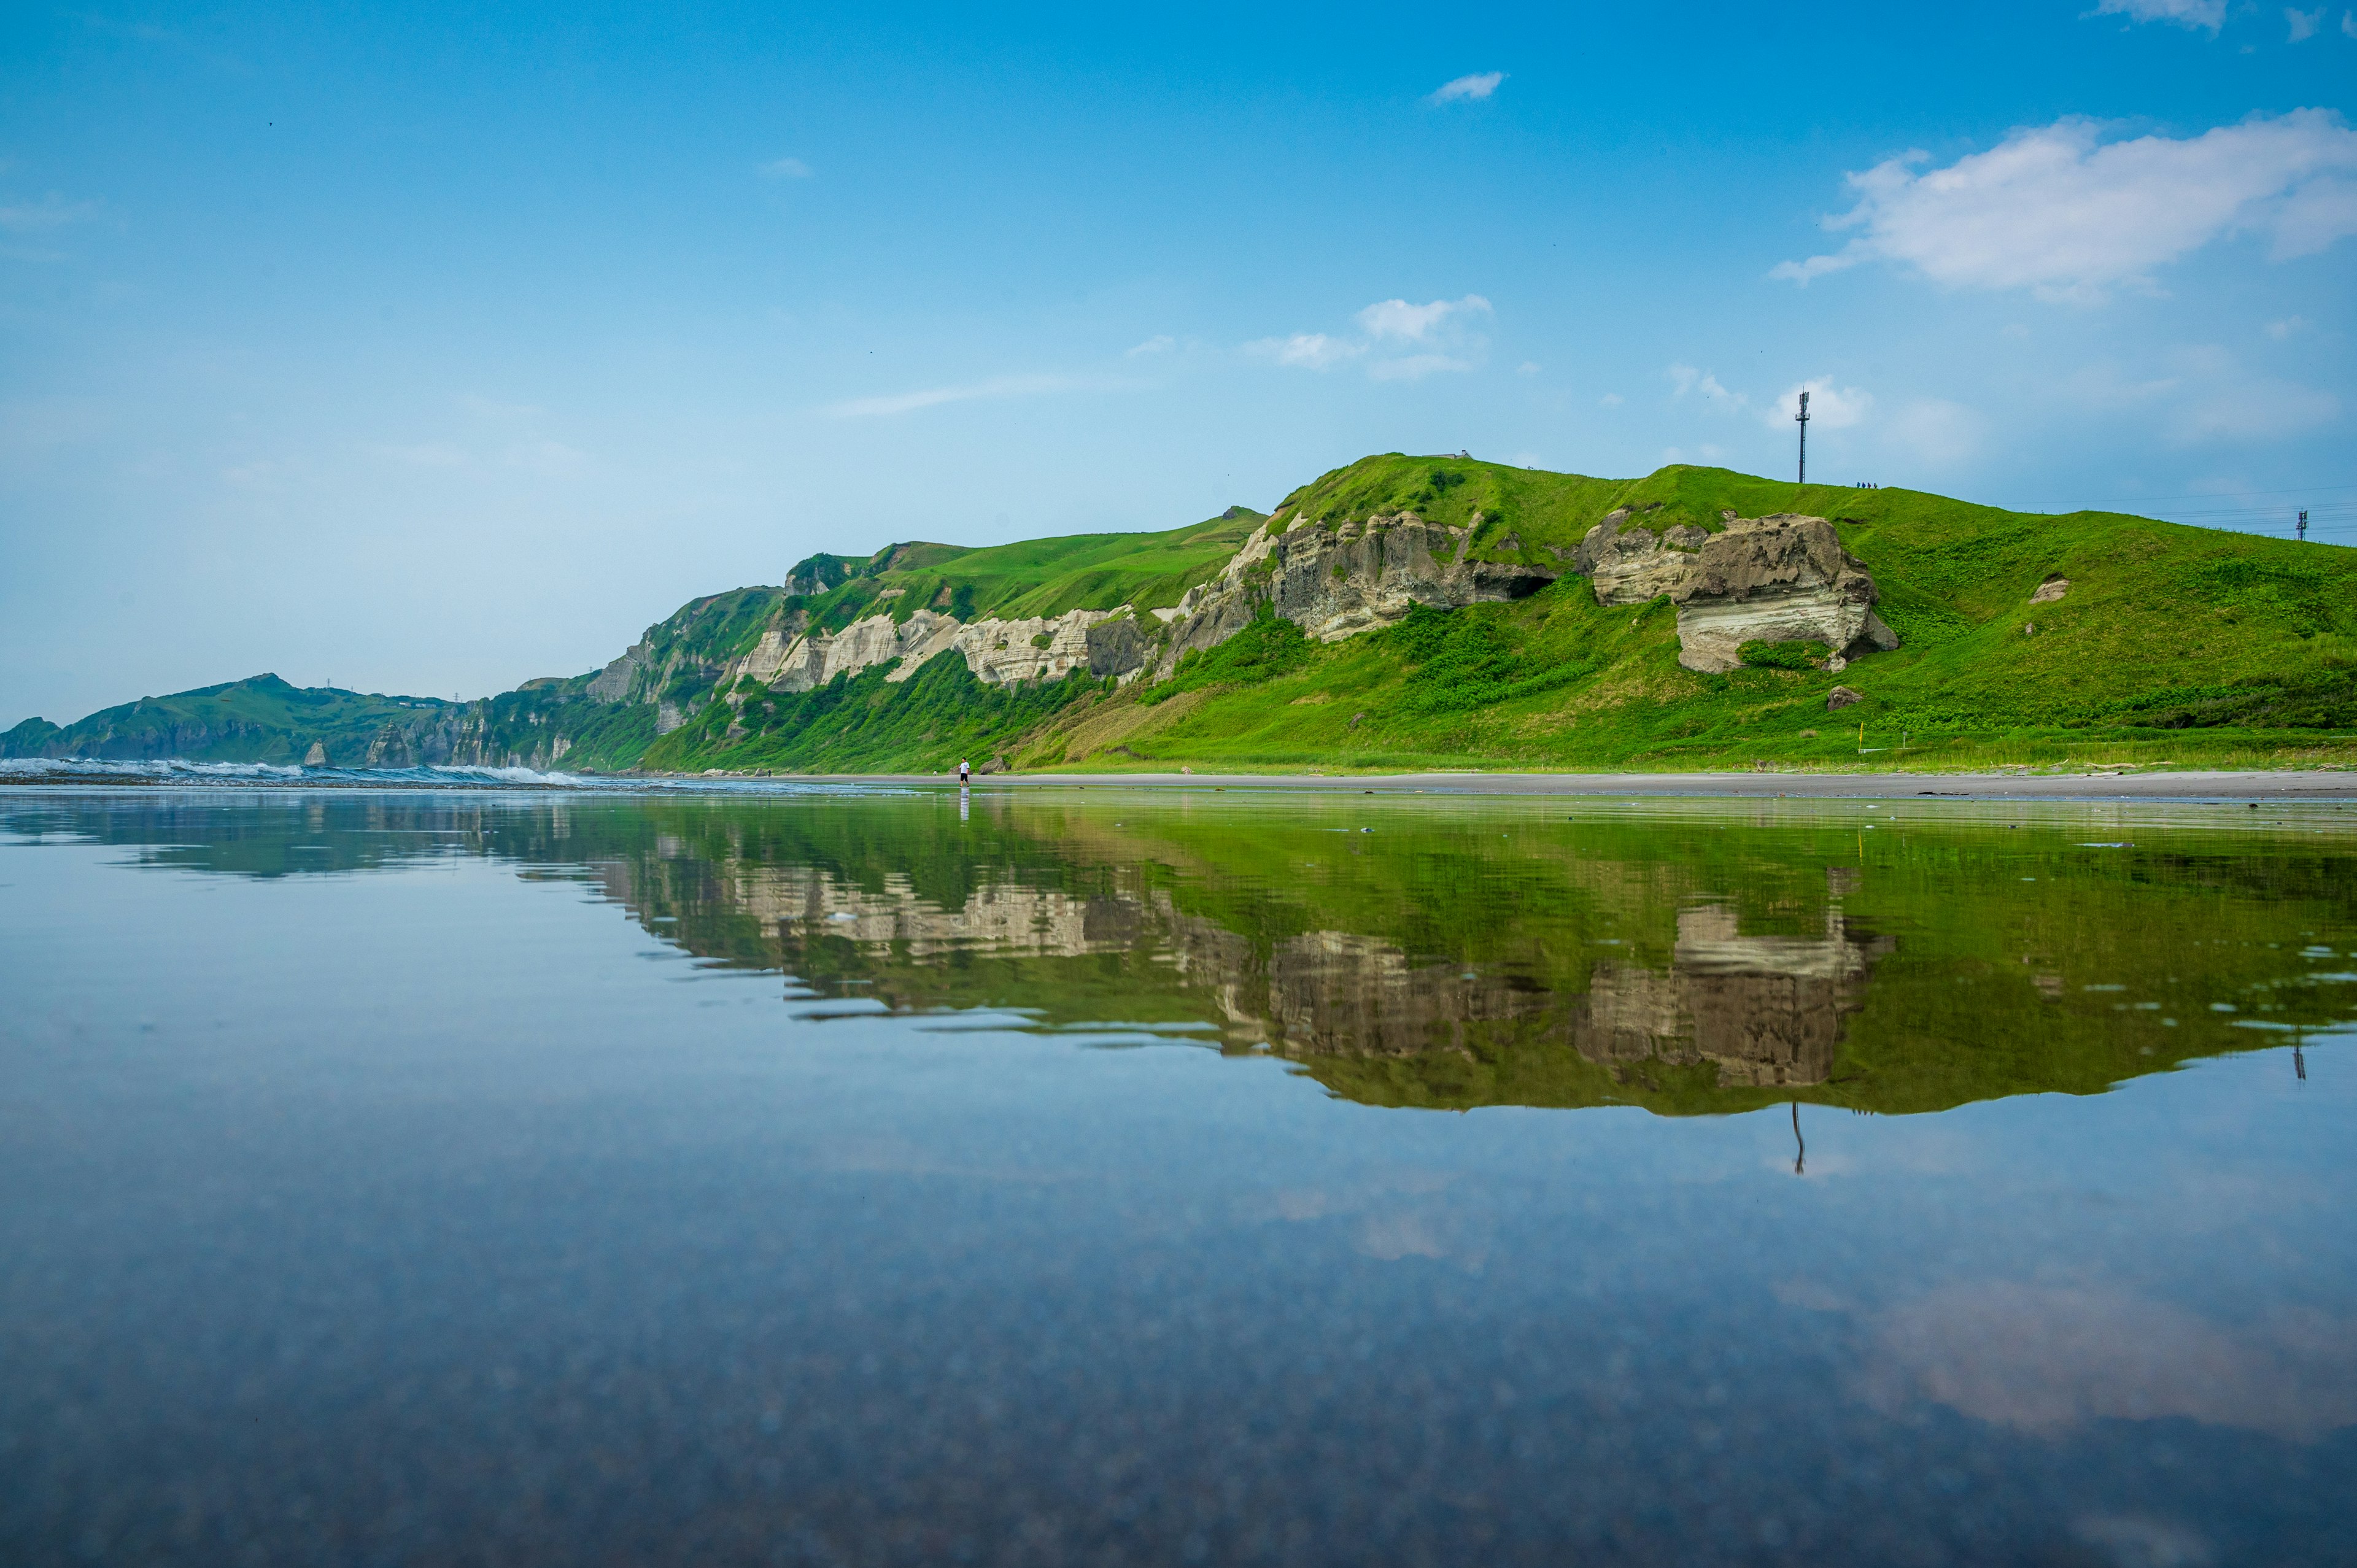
[{"xmin": 2, "ymin": 805, "xmax": 2354, "ymax": 1562}]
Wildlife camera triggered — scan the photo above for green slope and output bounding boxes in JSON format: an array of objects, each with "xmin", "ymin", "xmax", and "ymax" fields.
[{"xmin": 977, "ymin": 457, "xmax": 2357, "ymax": 774}]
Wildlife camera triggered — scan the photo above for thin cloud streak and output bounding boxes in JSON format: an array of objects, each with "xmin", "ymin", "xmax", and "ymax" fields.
[{"xmin": 824, "ymin": 372, "xmax": 1134, "ymax": 418}]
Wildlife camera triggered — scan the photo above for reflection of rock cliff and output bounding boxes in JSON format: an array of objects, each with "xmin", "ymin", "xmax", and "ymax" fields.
[
  {"xmin": 603, "ymin": 846, "xmax": 1889, "ymax": 1094},
  {"xmin": 1247, "ymin": 904, "xmax": 1888, "ymax": 1089},
  {"xmin": 1575, "ymin": 905, "xmax": 1894, "ymax": 1087}
]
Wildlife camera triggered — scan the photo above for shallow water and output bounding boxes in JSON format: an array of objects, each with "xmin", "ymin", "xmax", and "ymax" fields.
[{"xmin": 2, "ymin": 785, "xmax": 2353, "ymax": 1567}]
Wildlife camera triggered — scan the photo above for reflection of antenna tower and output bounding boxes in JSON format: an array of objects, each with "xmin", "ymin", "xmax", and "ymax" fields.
[{"xmin": 1795, "ymin": 390, "xmax": 1811, "ymax": 484}]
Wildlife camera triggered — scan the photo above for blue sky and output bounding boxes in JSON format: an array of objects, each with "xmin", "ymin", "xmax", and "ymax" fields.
[{"xmin": 3, "ymin": 1, "xmax": 2353, "ymax": 722}]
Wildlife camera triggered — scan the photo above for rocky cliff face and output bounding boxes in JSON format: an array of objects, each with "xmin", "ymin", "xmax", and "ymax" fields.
[
  {"xmin": 1156, "ymin": 509, "xmax": 1557, "ymax": 675},
  {"xmin": 1578, "ymin": 508, "xmax": 1899, "ymax": 673},
  {"xmin": 711, "ymin": 604, "xmax": 1155, "ymax": 703}
]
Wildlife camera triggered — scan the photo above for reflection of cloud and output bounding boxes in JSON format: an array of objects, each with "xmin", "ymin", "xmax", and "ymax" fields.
[
  {"xmin": 1241, "ymin": 1169, "xmax": 1485, "ymax": 1268},
  {"xmin": 1861, "ymin": 1281, "xmax": 2357, "ymax": 1442},
  {"xmin": 1357, "ymin": 1210, "xmax": 1449, "ymax": 1261},
  {"xmin": 2073, "ymin": 1513, "xmax": 2215, "ymax": 1568}
]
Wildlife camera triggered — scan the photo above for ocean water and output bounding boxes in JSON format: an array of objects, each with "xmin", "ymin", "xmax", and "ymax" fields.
[{"xmin": 2, "ymin": 783, "xmax": 2352, "ymax": 1567}]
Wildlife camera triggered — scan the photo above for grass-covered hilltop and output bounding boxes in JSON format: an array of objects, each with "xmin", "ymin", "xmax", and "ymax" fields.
[{"xmin": 9, "ymin": 453, "xmax": 2355, "ymax": 773}]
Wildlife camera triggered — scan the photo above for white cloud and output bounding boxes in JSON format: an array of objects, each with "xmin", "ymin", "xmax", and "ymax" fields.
[
  {"xmin": 1355, "ymin": 294, "xmax": 1492, "ymax": 341},
  {"xmin": 2094, "ymin": 0, "xmax": 2223, "ymax": 28},
  {"xmin": 1125, "ymin": 334, "xmax": 1175, "ymax": 356},
  {"xmin": 1773, "ymin": 109, "xmax": 2357, "ymax": 301},
  {"xmin": 1668, "ymin": 364, "xmax": 1751, "ymax": 409},
  {"xmin": 1250, "ymin": 295, "xmax": 1492, "ymax": 379},
  {"xmin": 1245, "ymin": 332, "xmax": 1362, "ymax": 370},
  {"xmin": 824, "ymin": 372, "xmax": 1126, "ymax": 417},
  {"xmin": 2286, "ymin": 6, "xmax": 2324, "ymax": 39},
  {"xmin": 1887, "ymin": 398, "xmax": 1987, "ymax": 466},
  {"xmin": 762, "ymin": 156, "xmax": 812, "ymax": 179},
  {"xmin": 1766, "ymin": 378, "xmax": 1871, "ymax": 430},
  {"xmin": 2265, "ymin": 314, "xmax": 2311, "ymax": 338},
  {"xmin": 1429, "ymin": 72, "xmax": 1504, "ymax": 104},
  {"xmin": 2346, "ymin": 9, "xmax": 2357, "ymax": 37},
  {"xmin": 1516, "ymin": 360, "xmax": 1540, "ymax": 375},
  {"xmin": 1598, "ymin": 392, "xmax": 1624, "ymax": 406}
]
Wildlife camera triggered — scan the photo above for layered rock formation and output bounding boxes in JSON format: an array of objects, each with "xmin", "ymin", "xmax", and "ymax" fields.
[
  {"xmin": 1156, "ymin": 509, "xmax": 1557, "ymax": 675},
  {"xmin": 725, "ymin": 605, "xmax": 1151, "ymax": 697},
  {"xmin": 1577, "ymin": 509, "xmax": 1900, "ymax": 673}
]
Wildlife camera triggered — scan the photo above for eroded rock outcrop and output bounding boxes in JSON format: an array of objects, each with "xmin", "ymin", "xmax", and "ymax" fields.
[
  {"xmin": 724, "ymin": 604, "xmax": 1153, "ymax": 698},
  {"xmin": 1578, "ymin": 511, "xmax": 1899, "ymax": 673},
  {"xmin": 1156, "ymin": 509, "xmax": 1556, "ymax": 675}
]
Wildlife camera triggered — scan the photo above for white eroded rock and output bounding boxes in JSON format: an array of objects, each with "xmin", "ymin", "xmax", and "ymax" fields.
[
  {"xmin": 1156, "ymin": 509, "xmax": 1556, "ymax": 675},
  {"xmin": 1577, "ymin": 511, "xmax": 1898, "ymax": 674}
]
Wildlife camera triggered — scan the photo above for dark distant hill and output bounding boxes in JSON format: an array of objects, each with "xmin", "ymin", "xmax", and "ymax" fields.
[{"xmin": 8, "ymin": 457, "xmax": 2353, "ymax": 773}]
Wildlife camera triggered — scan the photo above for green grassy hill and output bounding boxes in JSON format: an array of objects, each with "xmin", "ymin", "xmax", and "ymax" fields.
[
  {"xmin": 983, "ymin": 457, "xmax": 2357, "ymax": 774},
  {"xmin": 9, "ymin": 456, "xmax": 2352, "ymax": 774}
]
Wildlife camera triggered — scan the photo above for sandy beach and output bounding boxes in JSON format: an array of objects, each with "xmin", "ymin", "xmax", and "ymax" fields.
[{"xmin": 963, "ymin": 768, "xmax": 2357, "ymax": 802}]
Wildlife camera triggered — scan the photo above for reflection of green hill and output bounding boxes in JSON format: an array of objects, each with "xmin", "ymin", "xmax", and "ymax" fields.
[{"xmin": 9, "ymin": 790, "xmax": 2350, "ymax": 1117}]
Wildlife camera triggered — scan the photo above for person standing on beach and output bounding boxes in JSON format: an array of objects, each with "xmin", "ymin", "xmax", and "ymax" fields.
[{"xmin": 958, "ymin": 759, "xmax": 970, "ymax": 785}]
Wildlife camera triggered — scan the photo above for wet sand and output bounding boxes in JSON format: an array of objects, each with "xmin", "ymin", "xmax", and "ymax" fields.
[{"xmin": 963, "ymin": 769, "xmax": 2357, "ymax": 802}]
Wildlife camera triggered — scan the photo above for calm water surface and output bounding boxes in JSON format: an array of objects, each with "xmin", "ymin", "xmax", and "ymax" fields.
[{"xmin": 2, "ymin": 784, "xmax": 2353, "ymax": 1567}]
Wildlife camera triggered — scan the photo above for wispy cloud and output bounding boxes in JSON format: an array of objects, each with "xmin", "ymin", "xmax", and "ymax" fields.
[
  {"xmin": 2286, "ymin": 6, "xmax": 2325, "ymax": 41},
  {"xmin": 1356, "ymin": 294, "xmax": 1491, "ymax": 340},
  {"xmin": 1126, "ymin": 334, "xmax": 1175, "ymax": 356},
  {"xmin": 762, "ymin": 156, "xmax": 813, "ymax": 179},
  {"xmin": 1773, "ymin": 110, "xmax": 2357, "ymax": 301},
  {"xmin": 824, "ymin": 372, "xmax": 1128, "ymax": 418},
  {"xmin": 1245, "ymin": 332, "xmax": 1362, "ymax": 369},
  {"xmin": 1887, "ymin": 398, "xmax": 1986, "ymax": 466},
  {"xmin": 2092, "ymin": 0, "xmax": 2224, "ymax": 29},
  {"xmin": 1668, "ymin": 364, "xmax": 1749, "ymax": 409},
  {"xmin": 0, "ymin": 195, "xmax": 102, "ymax": 234},
  {"xmin": 1251, "ymin": 296, "xmax": 1493, "ymax": 380},
  {"xmin": 1429, "ymin": 71, "xmax": 1504, "ymax": 104},
  {"xmin": 1766, "ymin": 378, "xmax": 1872, "ymax": 430}
]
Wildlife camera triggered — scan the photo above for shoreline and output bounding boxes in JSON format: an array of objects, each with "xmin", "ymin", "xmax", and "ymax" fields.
[
  {"xmin": 7, "ymin": 765, "xmax": 2355, "ymax": 801},
  {"xmin": 931, "ymin": 768, "xmax": 2357, "ymax": 801}
]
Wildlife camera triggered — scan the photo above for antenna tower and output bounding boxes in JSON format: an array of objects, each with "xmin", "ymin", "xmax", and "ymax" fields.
[
  {"xmin": 1795, "ymin": 390, "xmax": 1811, "ymax": 485},
  {"xmin": 2297, "ymin": 509, "xmax": 2309, "ymax": 541}
]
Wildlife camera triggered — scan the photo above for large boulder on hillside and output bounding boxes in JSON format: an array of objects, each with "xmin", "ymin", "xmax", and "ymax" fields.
[{"xmin": 1576, "ymin": 511, "xmax": 1900, "ymax": 674}]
